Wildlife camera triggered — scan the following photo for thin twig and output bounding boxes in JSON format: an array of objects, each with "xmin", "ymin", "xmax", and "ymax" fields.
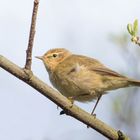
[
  {"xmin": 0, "ymin": 55, "xmax": 130, "ymax": 140},
  {"xmin": 25, "ymin": 0, "xmax": 39, "ymax": 70}
]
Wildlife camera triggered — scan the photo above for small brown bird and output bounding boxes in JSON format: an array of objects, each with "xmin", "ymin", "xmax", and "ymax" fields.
[{"xmin": 36, "ymin": 48, "xmax": 140, "ymax": 114}]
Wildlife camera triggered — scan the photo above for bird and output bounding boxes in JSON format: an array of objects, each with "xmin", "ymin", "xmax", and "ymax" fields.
[{"xmin": 36, "ymin": 48, "xmax": 140, "ymax": 115}]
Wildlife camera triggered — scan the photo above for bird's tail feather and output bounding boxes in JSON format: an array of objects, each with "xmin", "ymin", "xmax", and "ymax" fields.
[{"xmin": 128, "ymin": 79, "xmax": 140, "ymax": 87}]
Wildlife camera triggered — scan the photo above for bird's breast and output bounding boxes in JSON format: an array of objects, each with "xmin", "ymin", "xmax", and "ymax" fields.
[{"xmin": 48, "ymin": 63, "xmax": 101, "ymax": 102}]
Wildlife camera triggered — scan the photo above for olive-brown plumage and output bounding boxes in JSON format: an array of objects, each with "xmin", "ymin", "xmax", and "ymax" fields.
[{"xmin": 36, "ymin": 48, "xmax": 140, "ymax": 103}]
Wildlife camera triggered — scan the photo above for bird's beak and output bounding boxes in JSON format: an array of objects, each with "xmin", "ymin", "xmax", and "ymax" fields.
[{"xmin": 35, "ymin": 56, "xmax": 43, "ymax": 60}]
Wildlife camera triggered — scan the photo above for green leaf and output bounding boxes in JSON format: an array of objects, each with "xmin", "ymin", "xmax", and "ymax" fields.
[
  {"xmin": 127, "ymin": 24, "xmax": 134, "ymax": 36},
  {"xmin": 133, "ymin": 19, "xmax": 138, "ymax": 36}
]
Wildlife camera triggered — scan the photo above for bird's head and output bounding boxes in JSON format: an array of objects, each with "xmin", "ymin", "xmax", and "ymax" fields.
[{"xmin": 36, "ymin": 48, "xmax": 71, "ymax": 72}]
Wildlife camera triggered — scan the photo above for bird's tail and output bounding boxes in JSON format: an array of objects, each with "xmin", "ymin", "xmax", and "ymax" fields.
[{"xmin": 128, "ymin": 79, "xmax": 140, "ymax": 87}]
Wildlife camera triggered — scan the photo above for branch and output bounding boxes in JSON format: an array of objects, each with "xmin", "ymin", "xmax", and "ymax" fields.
[
  {"xmin": 0, "ymin": 55, "xmax": 130, "ymax": 140},
  {"xmin": 25, "ymin": 0, "xmax": 39, "ymax": 70}
]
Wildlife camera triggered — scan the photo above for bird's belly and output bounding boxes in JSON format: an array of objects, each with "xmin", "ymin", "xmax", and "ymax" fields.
[
  {"xmin": 56, "ymin": 84, "xmax": 99, "ymax": 102},
  {"xmin": 50, "ymin": 75, "xmax": 101, "ymax": 102}
]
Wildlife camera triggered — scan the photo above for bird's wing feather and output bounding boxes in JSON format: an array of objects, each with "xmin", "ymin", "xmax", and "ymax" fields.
[
  {"xmin": 90, "ymin": 67, "xmax": 126, "ymax": 78},
  {"xmin": 65, "ymin": 55, "xmax": 126, "ymax": 78}
]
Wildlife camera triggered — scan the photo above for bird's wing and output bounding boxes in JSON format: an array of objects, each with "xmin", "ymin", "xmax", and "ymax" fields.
[
  {"xmin": 68, "ymin": 54, "xmax": 126, "ymax": 78},
  {"xmin": 90, "ymin": 67, "xmax": 126, "ymax": 78},
  {"xmin": 55, "ymin": 54, "xmax": 127, "ymax": 92}
]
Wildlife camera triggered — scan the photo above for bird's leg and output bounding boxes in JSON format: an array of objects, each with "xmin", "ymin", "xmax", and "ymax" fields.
[
  {"xmin": 91, "ymin": 94, "xmax": 102, "ymax": 116},
  {"xmin": 68, "ymin": 96, "xmax": 74, "ymax": 106},
  {"xmin": 87, "ymin": 94, "xmax": 102, "ymax": 128},
  {"xmin": 74, "ymin": 93, "xmax": 102, "ymax": 115}
]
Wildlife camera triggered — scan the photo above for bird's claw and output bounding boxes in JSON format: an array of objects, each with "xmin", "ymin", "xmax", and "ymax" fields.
[
  {"xmin": 87, "ymin": 113, "xmax": 96, "ymax": 128},
  {"xmin": 92, "ymin": 113, "xmax": 96, "ymax": 118},
  {"xmin": 68, "ymin": 97, "xmax": 74, "ymax": 108},
  {"xmin": 117, "ymin": 130, "xmax": 125, "ymax": 140}
]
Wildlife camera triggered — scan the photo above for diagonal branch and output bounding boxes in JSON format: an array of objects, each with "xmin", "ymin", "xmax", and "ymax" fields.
[
  {"xmin": 0, "ymin": 55, "xmax": 130, "ymax": 140},
  {"xmin": 25, "ymin": 0, "xmax": 39, "ymax": 70}
]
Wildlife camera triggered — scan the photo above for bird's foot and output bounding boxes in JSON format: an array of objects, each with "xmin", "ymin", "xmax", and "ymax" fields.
[
  {"xmin": 92, "ymin": 113, "xmax": 96, "ymax": 118},
  {"xmin": 117, "ymin": 130, "xmax": 125, "ymax": 140},
  {"xmin": 68, "ymin": 96, "xmax": 74, "ymax": 108},
  {"xmin": 87, "ymin": 113, "xmax": 96, "ymax": 128}
]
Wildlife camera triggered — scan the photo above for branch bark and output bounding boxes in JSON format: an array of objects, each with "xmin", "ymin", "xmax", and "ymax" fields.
[
  {"xmin": 0, "ymin": 55, "xmax": 130, "ymax": 140},
  {"xmin": 25, "ymin": 0, "xmax": 39, "ymax": 70}
]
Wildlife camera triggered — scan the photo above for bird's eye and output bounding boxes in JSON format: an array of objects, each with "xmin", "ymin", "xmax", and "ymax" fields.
[{"xmin": 52, "ymin": 53, "xmax": 57, "ymax": 58}]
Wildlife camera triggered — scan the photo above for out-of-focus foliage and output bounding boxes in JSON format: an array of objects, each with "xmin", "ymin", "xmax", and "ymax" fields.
[
  {"xmin": 110, "ymin": 33, "xmax": 140, "ymax": 140},
  {"xmin": 127, "ymin": 19, "xmax": 138, "ymax": 36},
  {"xmin": 127, "ymin": 19, "xmax": 140, "ymax": 46}
]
